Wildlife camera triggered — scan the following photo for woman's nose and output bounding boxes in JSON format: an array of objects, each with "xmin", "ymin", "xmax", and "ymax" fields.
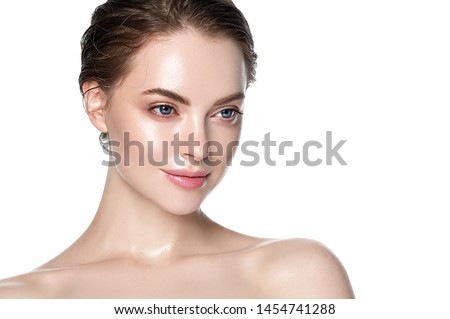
[{"xmin": 178, "ymin": 119, "xmax": 210, "ymax": 164}]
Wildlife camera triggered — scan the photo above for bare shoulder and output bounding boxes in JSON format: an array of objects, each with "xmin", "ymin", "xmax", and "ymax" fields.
[
  {"xmin": 0, "ymin": 270, "xmax": 59, "ymax": 298},
  {"xmin": 0, "ymin": 274, "xmax": 42, "ymax": 298},
  {"xmin": 250, "ymin": 238, "xmax": 354, "ymax": 298}
]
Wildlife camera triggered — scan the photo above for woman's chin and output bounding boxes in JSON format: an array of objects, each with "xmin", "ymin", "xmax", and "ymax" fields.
[
  {"xmin": 159, "ymin": 188, "xmax": 213, "ymax": 216},
  {"xmin": 163, "ymin": 202, "xmax": 202, "ymax": 216}
]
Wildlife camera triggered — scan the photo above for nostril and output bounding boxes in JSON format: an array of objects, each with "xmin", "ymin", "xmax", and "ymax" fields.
[
  {"xmin": 193, "ymin": 141, "xmax": 210, "ymax": 160},
  {"xmin": 174, "ymin": 130, "xmax": 211, "ymax": 163}
]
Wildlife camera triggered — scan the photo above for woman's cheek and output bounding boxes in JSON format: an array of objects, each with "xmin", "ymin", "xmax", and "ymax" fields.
[
  {"xmin": 139, "ymin": 122, "xmax": 177, "ymax": 167},
  {"xmin": 107, "ymin": 116, "xmax": 172, "ymax": 168},
  {"xmin": 208, "ymin": 125, "xmax": 241, "ymax": 168}
]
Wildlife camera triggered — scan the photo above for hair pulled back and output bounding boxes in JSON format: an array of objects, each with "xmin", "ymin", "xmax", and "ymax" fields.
[{"xmin": 79, "ymin": 0, "xmax": 257, "ymax": 94}]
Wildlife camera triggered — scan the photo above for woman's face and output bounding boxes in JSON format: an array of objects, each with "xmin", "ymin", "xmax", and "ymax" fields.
[{"xmin": 103, "ymin": 30, "xmax": 247, "ymax": 215}]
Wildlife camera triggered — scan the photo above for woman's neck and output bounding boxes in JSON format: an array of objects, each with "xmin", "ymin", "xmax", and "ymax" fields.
[{"xmin": 44, "ymin": 167, "xmax": 215, "ymax": 269}]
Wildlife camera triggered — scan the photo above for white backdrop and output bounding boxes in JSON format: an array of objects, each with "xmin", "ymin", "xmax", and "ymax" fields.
[{"xmin": 0, "ymin": 0, "xmax": 449, "ymax": 316}]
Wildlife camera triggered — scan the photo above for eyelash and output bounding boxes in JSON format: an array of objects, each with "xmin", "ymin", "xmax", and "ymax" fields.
[
  {"xmin": 148, "ymin": 104, "xmax": 177, "ymax": 117},
  {"xmin": 148, "ymin": 104, "xmax": 243, "ymax": 121},
  {"xmin": 217, "ymin": 108, "xmax": 243, "ymax": 120}
]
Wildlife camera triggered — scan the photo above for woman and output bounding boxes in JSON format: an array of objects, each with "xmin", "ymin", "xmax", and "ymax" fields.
[{"xmin": 0, "ymin": 0, "xmax": 353, "ymax": 298}]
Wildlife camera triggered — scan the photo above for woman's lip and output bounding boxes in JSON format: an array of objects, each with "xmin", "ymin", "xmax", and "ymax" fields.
[
  {"xmin": 161, "ymin": 169, "xmax": 209, "ymax": 189},
  {"xmin": 161, "ymin": 169, "xmax": 209, "ymax": 178}
]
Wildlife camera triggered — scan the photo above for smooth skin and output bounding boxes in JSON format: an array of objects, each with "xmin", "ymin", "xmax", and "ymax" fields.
[{"xmin": 0, "ymin": 30, "xmax": 354, "ymax": 298}]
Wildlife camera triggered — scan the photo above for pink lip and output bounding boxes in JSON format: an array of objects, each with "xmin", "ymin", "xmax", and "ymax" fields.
[{"xmin": 161, "ymin": 169, "xmax": 209, "ymax": 189}]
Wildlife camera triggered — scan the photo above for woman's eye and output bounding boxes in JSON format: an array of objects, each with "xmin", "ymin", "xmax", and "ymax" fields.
[
  {"xmin": 151, "ymin": 105, "xmax": 175, "ymax": 116},
  {"xmin": 218, "ymin": 108, "xmax": 240, "ymax": 119}
]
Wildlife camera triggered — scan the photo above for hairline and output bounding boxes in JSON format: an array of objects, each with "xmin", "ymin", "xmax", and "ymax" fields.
[{"xmin": 101, "ymin": 27, "xmax": 249, "ymax": 102}]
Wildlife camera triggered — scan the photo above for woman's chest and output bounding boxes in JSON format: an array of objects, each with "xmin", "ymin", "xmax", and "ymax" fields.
[{"xmin": 52, "ymin": 256, "xmax": 263, "ymax": 298}]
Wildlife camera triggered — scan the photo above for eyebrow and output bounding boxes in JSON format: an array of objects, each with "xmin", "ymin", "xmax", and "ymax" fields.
[
  {"xmin": 141, "ymin": 88, "xmax": 245, "ymax": 106},
  {"xmin": 213, "ymin": 92, "xmax": 245, "ymax": 107}
]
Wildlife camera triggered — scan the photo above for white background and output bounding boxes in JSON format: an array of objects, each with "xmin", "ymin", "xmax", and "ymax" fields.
[{"xmin": 0, "ymin": 0, "xmax": 449, "ymax": 316}]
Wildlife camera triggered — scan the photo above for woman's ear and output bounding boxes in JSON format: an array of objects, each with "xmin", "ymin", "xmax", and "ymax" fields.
[{"xmin": 82, "ymin": 81, "xmax": 108, "ymax": 133}]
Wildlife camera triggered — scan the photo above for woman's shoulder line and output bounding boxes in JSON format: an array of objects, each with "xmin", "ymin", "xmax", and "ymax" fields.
[
  {"xmin": 0, "ymin": 271, "xmax": 47, "ymax": 298},
  {"xmin": 244, "ymin": 237, "xmax": 333, "ymax": 255},
  {"xmin": 246, "ymin": 237, "xmax": 355, "ymax": 298},
  {"xmin": 0, "ymin": 265, "xmax": 74, "ymax": 298}
]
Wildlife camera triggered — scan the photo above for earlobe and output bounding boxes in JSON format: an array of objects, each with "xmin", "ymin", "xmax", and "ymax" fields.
[{"xmin": 82, "ymin": 81, "xmax": 108, "ymax": 133}]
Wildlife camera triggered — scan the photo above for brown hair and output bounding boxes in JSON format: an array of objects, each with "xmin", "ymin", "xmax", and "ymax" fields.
[{"xmin": 79, "ymin": 0, "xmax": 257, "ymax": 95}]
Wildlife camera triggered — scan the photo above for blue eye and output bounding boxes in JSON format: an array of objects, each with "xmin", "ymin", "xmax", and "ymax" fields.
[
  {"xmin": 220, "ymin": 109, "xmax": 236, "ymax": 119},
  {"xmin": 152, "ymin": 105, "xmax": 174, "ymax": 116}
]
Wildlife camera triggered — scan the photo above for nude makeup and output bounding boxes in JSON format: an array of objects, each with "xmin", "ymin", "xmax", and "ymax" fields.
[{"xmin": 161, "ymin": 169, "xmax": 209, "ymax": 189}]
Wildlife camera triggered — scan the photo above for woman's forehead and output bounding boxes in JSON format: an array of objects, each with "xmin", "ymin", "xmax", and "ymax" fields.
[{"xmin": 119, "ymin": 30, "xmax": 247, "ymax": 98}]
